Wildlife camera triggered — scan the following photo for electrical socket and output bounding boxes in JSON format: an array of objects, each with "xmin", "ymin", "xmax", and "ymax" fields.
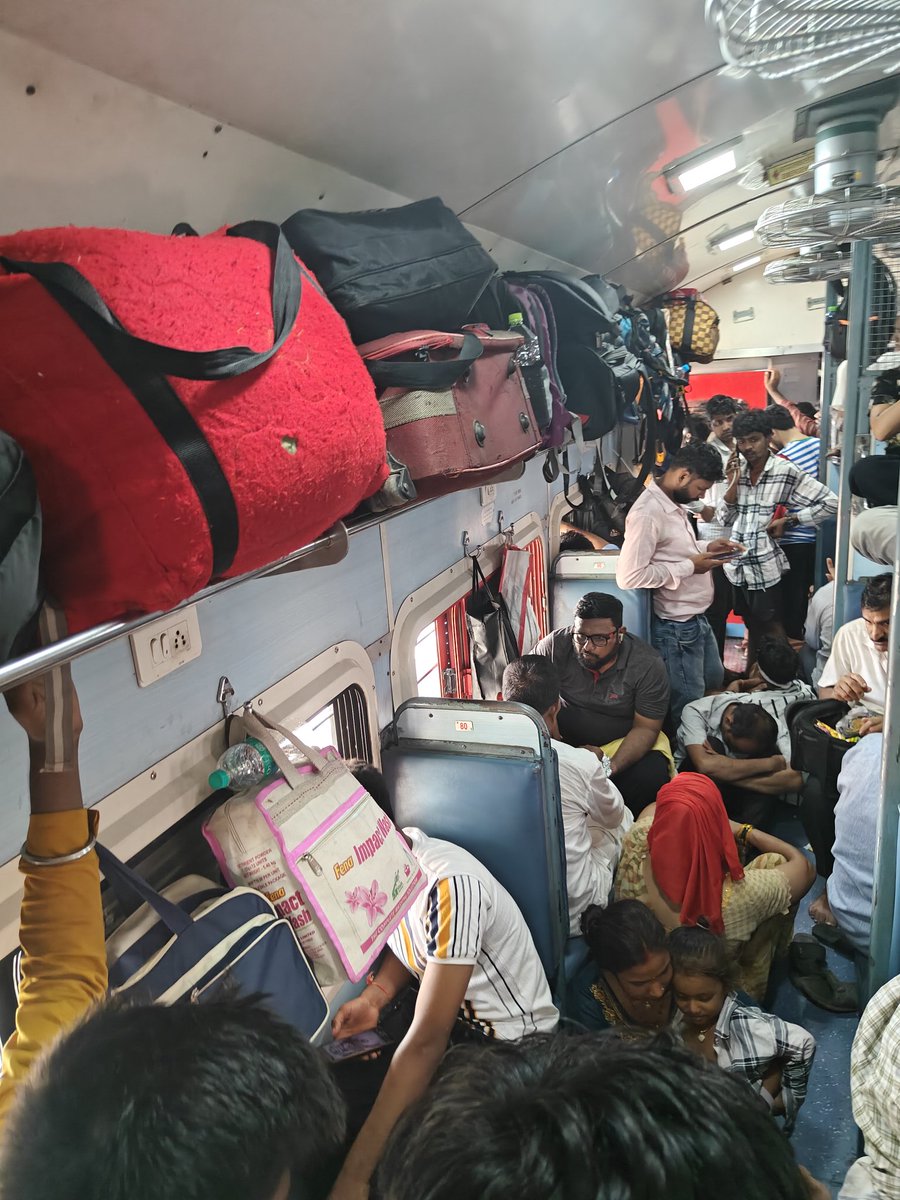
[{"xmin": 130, "ymin": 605, "xmax": 202, "ymax": 687}]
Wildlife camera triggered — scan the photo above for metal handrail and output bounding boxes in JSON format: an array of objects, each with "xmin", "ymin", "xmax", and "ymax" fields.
[
  {"xmin": 0, "ymin": 525, "xmax": 348, "ymax": 693},
  {"xmin": 832, "ymin": 239, "xmax": 873, "ymax": 633}
]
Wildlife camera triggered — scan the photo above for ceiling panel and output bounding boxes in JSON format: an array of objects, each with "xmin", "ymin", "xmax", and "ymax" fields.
[
  {"xmin": 0, "ymin": 0, "xmax": 725, "ymax": 211},
  {"xmin": 1, "ymin": 0, "xmax": 897, "ymax": 299}
]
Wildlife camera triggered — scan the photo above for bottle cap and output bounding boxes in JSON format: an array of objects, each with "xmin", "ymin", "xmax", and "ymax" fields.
[
  {"xmin": 208, "ymin": 769, "xmax": 231, "ymax": 790},
  {"xmin": 508, "ymin": 312, "xmax": 523, "ymax": 324}
]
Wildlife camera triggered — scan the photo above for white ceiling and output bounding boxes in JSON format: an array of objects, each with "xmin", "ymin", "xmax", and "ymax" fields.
[{"xmin": 1, "ymin": 0, "xmax": 897, "ymax": 298}]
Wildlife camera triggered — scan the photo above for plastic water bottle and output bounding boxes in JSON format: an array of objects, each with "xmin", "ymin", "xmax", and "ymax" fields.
[
  {"xmin": 209, "ymin": 737, "xmax": 277, "ymax": 791},
  {"xmin": 508, "ymin": 312, "xmax": 552, "ymax": 429}
]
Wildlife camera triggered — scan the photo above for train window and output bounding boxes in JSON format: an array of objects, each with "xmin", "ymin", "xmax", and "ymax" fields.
[{"xmin": 392, "ymin": 513, "xmax": 547, "ymax": 707}]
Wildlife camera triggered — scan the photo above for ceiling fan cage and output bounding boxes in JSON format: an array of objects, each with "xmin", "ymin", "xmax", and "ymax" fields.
[
  {"xmin": 756, "ymin": 186, "xmax": 900, "ymax": 246},
  {"xmin": 764, "ymin": 247, "xmax": 853, "ymax": 282},
  {"xmin": 705, "ymin": 0, "xmax": 900, "ymax": 81}
]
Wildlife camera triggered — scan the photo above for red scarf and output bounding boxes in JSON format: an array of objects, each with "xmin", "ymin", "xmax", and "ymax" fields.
[{"xmin": 647, "ymin": 774, "xmax": 744, "ymax": 934}]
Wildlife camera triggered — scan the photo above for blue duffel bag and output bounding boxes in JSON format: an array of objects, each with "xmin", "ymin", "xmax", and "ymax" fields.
[{"xmin": 98, "ymin": 844, "xmax": 329, "ymax": 1041}]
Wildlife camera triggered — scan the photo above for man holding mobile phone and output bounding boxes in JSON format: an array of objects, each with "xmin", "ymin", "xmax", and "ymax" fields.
[
  {"xmin": 617, "ymin": 443, "xmax": 744, "ymax": 727},
  {"xmin": 717, "ymin": 410, "xmax": 837, "ymax": 669}
]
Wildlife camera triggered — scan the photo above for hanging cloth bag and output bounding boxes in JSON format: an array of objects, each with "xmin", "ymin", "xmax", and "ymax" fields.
[
  {"xmin": 204, "ymin": 708, "xmax": 426, "ymax": 985},
  {"xmin": 465, "ymin": 556, "xmax": 520, "ymax": 700}
]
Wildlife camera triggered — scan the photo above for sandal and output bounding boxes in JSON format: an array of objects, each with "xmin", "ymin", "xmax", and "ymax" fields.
[
  {"xmin": 811, "ymin": 922, "xmax": 858, "ymax": 959},
  {"xmin": 788, "ymin": 936, "xmax": 858, "ymax": 1013}
]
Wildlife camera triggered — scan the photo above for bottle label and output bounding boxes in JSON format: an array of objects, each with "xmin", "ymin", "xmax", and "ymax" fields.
[{"xmin": 246, "ymin": 736, "xmax": 277, "ymax": 777}]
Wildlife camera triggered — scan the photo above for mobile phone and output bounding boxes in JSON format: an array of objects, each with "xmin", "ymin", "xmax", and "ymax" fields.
[
  {"xmin": 321, "ymin": 1030, "xmax": 393, "ymax": 1062},
  {"xmin": 712, "ymin": 544, "xmax": 746, "ymax": 559}
]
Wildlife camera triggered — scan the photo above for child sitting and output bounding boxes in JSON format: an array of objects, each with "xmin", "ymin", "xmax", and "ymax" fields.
[{"xmin": 668, "ymin": 924, "xmax": 816, "ymax": 1133}]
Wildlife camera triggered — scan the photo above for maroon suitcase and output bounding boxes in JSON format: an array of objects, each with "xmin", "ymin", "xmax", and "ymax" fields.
[{"xmin": 360, "ymin": 327, "xmax": 542, "ymax": 500}]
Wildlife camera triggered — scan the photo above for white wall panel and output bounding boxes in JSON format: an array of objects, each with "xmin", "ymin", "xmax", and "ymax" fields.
[{"xmin": 704, "ymin": 264, "xmax": 826, "ymax": 357}]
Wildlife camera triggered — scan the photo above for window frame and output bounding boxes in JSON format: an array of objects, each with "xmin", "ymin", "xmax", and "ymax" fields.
[
  {"xmin": 390, "ymin": 511, "xmax": 545, "ymax": 708},
  {"xmin": 0, "ymin": 641, "xmax": 378, "ymax": 959}
]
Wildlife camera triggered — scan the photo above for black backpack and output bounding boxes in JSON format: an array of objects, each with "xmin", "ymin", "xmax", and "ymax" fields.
[
  {"xmin": 786, "ymin": 698, "xmax": 853, "ymax": 802},
  {"xmin": 0, "ymin": 431, "xmax": 42, "ymax": 663},
  {"xmin": 825, "ymin": 259, "xmax": 897, "ymax": 363}
]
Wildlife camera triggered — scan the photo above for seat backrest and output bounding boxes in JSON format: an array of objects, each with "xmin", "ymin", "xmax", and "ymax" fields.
[
  {"xmin": 843, "ymin": 580, "xmax": 865, "ymax": 627},
  {"xmin": 381, "ymin": 699, "xmax": 568, "ymax": 994},
  {"xmin": 550, "ymin": 551, "xmax": 650, "ymax": 641}
]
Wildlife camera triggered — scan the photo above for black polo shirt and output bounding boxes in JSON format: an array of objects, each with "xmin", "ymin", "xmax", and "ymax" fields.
[{"xmin": 532, "ymin": 627, "xmax": 670, "ymax": 747}]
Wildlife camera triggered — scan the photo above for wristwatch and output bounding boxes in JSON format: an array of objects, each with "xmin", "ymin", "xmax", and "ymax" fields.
[{"xmin": 784, "ymin": 514, "xmax": 799, "ymax": 529}]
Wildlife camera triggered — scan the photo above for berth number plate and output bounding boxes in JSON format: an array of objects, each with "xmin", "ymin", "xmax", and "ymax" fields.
[{"xmin": 455, "ymin": 720, "xmax": 474, "ymax": 732}]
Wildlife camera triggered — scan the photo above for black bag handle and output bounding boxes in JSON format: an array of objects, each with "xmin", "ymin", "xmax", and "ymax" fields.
[
  {"xmin": 96, "ymin": 843, "xmax": 193, "ymax": 936},
  {"xmin": 0, "ymin": 221, "xmax": 301, "ymax": 381},
  {"xmin": 366, "ymin": 332, "xmax": 483, "ymax": 391}
]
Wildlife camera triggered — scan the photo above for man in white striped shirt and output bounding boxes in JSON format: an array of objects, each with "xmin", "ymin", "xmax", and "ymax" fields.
[{"xmin": 767, "ymin": 405, "xmax": 822, "ymax": 641}]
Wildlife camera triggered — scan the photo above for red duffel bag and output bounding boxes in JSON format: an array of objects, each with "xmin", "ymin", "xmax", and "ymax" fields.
[{"xmin": 0, "ymin": 222, "xmax": 388, "ymax": 632}]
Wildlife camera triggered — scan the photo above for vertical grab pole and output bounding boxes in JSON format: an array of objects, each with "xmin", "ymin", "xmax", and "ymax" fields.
[
  {"xmin": 832, "ymin": 240, "xmax": 873, "ymax": 633},
  {"xmin": 868, "ymin": 483, "xmax": 900, "ymax": 999},
  {"xmin": 815, "ymin": 281, "xmax": 839, "ymax": 587}
]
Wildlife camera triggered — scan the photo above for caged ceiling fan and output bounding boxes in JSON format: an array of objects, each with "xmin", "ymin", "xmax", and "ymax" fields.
[
  {"xmin": 705, "ymin": 0, "xmax": 900, "ymax": 84},
  {"xmin": 754, "ymin": 79, "xmax": 900, "ymax": 253},
  {"xmin": 763, "ymin": 243, "xmax": 853, "ymax": 282}
]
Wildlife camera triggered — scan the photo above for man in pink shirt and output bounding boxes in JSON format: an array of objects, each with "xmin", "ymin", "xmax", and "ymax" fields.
[{"xmin": 617, "ymin": 444, "xmax": 743, "ymax": 726}]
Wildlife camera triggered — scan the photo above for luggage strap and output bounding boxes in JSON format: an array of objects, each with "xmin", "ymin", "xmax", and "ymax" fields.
[
  {"xmin": 365, "ymin": 332, "xmax": 483, "ymax": 391},
  {"xmin": 0, "ymin": 222, "xmax": 301, "ymax": 580}
]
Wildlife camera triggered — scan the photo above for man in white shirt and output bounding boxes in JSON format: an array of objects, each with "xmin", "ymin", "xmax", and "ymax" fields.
[
  {"xmin": 819, "ymin": 574, "xmax": 892, "ymax": 729},
  {"xmin": 330, "ymin": 766, "xmax": 558, "ymax": 1197},
  {"xmin": 617, "ymin": 442, "xmax": 743, "ymax": 727},
  {"xmin": 502, "ymin": 656, "xmax": 633, "ymax": 934}
]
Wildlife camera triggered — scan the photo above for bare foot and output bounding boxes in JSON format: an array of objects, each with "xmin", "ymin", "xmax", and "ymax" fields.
[{"xmin": 809, "ymin": 889, "xmax": 837, "ymax": 927}]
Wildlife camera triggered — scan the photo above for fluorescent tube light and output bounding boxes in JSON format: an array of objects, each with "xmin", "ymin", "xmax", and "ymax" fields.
[
  {"xmin": 714, "ymin": 226, "xmax": 756, "ymax": 252},
  {"xmin": 732, "ymin": 254, "xmax": 762, "ymax": 273},
  {"xmin": 676, "ymin": 148, "xmax": 737, "ymax": 192}
]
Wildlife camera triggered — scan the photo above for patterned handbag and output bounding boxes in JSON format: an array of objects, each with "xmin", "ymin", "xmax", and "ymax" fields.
[{"xmin": 663, "ymin": 289, "xmax": 721, "ymax": 364}]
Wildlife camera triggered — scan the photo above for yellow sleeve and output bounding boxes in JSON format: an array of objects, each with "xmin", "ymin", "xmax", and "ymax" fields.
[{"xmin": 0, "ymin": 808, "xmax": 107, "ymax": 1129}]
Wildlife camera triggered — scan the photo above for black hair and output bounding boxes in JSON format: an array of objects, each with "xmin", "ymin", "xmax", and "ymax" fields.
[
  {"xmin": 756, "ymin": 635, "xmax": 799, "ymax": 686},
  {"xmin": 559, "ymin": 530, "xmax": 595, "ymax": 552},
  {"xmin": 0, "ymin": 995, "xmax": 346, "ymax": 1200},
  {"xmin": 764, "ymin": 405, "xmax": 796, "ymax": 432},
  {"xmin": 581, "ymin": 899, "xmax": 667, "ymax": 975},
  {"xmin": 349, "ymin": 760, "xmax": 393, "ymax": 821},
  {"xmin": 686, "ymin": 413, "xmax": 711, "ymax": 444},
  {"xmin": 376, "ymin": 1031, "xmax": 810, "ymax": 1200},
  {"xmin": 725, "ymin": 702, "xmax": 778, "ymax": 753},
  {"xmin": 795, "ymin": 401, "xmax": 817, "ymax": 419},
  {"xmin": 668, "ymin": 925, "xmax": 737, "ymax": 990},
  {"xmin": 732, "ymin": 410, "xmax": 773, "ymax": 439},
  {"xmin": 502, "ymin": 656, "xmax": 560, "ymax": 717},
  {"xmin": 574, "ymin": 592, "xmax": 624, "ymax": 625},
  {"xmin": 665, "ymin": 443, "xmax": 724, "ymax": 484},
  {"xmin": 706, "ymin": 395, "xmax": 740, "ymax": 419},
  {"xmin": 862, "ymin": 573, "xmax": 893, "ymax": 614}
]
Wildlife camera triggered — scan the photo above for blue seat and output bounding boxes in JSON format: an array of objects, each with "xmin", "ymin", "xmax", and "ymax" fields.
[
  {"xmin": 550, "ymin": 551, "xmax": 650, "ymax": 641},
  {"xmin": 381, "ymin": 699, "xmax": 570, "ymax": 1006},
  {"xmin": 843, "ymin": 580, "xmax": 864, "ymax": 627}
]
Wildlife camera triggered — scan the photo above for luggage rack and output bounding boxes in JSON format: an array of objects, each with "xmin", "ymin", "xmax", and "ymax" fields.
[{"xmin": 0, "ymin": 524, "xmax": 350, "ymax": 693}]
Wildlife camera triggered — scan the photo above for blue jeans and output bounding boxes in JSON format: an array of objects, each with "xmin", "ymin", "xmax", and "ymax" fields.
[{"xmin": 651, "ymin": 614, "xmax": 724, "ymax": 730}]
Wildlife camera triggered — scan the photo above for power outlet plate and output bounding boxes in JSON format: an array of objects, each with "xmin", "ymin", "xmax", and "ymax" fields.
[{"xmin": 130, "ymin": 605, "xmax": 202, "ymax": 687}]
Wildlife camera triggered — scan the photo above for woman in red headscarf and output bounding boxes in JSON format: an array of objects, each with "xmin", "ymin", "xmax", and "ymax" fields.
[{"xmin": 614, "ymin": 774, "xmax": 815, "ymax": 1000}]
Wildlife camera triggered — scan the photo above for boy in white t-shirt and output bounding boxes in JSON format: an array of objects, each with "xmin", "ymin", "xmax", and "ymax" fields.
[
  {"xmin": 819, "ymin": 574, "xmax": 892, "ymax": 729},
  {"xmin": 329, "ymin": 765, "xmax": 558, "ymax": 1199},
  {"xmin": 502, "ymin": 655, "xmax": 633, "ymax": 934}
]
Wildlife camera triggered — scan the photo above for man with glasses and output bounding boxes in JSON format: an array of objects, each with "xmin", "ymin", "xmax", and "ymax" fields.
[{"xmin": 532, "ymin": 593, "xmax": 670, "ymax": 816}]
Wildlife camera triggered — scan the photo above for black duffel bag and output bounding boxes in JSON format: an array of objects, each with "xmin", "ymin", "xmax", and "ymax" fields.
[{"xmin": 281, "ymin": 197, "xmax": 496, "ymax": 343}]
